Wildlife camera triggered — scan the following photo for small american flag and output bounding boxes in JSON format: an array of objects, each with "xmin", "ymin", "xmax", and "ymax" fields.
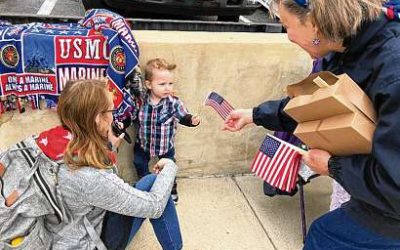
[
  {"xmin": 28, "ymin": 94, "xmax": 41, "ymax": 109},
  {"xmin": 251, "ymin": 134, "xmax": 302, "ymax": 192},
  {"xmin": 204, "ymin": 92, "xmax": 234, "ymax": 120}
]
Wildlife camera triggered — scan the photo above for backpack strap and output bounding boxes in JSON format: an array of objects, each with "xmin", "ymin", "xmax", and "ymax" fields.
[
  {"xmin": 0, "ymin": 163, "xmax": 5, "ymax": 201},
  {"xmin": 17, "ymin": 141, "xmax": 64, "ymax": 223},
  {"xmin": 83, "ymin": 216, "xmax": 108, "ymax": 250}
]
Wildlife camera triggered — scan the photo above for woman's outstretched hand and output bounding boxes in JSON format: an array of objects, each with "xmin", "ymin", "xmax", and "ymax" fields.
[{"xmin": 222, "ymin": 109, "xmax": 254, "ymax": 132}]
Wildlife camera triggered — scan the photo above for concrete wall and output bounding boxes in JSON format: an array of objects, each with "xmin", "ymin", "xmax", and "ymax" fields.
[{"xmin": 0, "ymin": 31, "xmax": 312, "ymax": 181}]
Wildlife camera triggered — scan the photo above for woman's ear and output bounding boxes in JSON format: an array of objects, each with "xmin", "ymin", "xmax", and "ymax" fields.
[
  {"xmin": 309, "ymin": 17, "xmax": 319, "ymax": 37},
  {"xmin": 95, "ymin": 113, "xmax": 101, "ymax": 126}
]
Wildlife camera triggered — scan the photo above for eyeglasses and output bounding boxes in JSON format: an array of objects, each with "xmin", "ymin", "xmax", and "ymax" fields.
[{"xmin": 101, "ymin": 109, "xmax": 117, "ymax": 114}]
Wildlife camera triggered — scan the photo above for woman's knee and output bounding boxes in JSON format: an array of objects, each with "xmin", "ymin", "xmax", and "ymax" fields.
[{"xmin": 135, "ymin": 174, "xmax": 157, "ymax": 191}]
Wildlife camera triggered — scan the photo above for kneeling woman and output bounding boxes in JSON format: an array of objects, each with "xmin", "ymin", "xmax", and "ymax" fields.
[{"xmin": 44, "ymin": 79, "xmax": 182, "ymax": 250}]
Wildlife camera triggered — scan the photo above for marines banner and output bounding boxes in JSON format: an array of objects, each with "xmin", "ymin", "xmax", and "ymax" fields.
[{"xmin": 0, "ymin": 9, "xmax": 140, "ymax": 119}]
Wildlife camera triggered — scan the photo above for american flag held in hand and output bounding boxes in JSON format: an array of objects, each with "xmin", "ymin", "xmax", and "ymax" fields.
[
  {"xmin": 204, "ymin": 92, "xmax": 234, "ymax": 120},
  {"xmin": 251, "ymin": 134, "xmax": 305, "ymax": 192}
]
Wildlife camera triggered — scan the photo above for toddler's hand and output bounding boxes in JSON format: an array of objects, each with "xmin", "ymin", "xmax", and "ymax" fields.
[
  {"xmin": 191, "ymin": 115, "xmax": 201, "ymax": 126},
  {"xmin": 153, "ymin": 158, "xmax": 172, "ymax": 174}
]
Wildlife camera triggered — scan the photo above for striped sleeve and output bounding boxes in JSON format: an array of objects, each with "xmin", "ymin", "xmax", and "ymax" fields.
[{"xmin": 172, "ymin": 97, "xmax": 189, "ymax": 120}]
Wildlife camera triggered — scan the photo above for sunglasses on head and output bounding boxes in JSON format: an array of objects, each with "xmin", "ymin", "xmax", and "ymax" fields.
[{"xmin": 294, "ymin": 0, "xmax": 308, "ymax": 8}]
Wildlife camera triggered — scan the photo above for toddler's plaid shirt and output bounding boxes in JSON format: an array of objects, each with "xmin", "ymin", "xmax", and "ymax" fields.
[{"xmin": 138, "ymin": 95, "xmax": 192, "ymax": 156}]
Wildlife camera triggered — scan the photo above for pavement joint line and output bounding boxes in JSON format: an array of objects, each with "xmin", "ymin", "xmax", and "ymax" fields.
[
  {"xmin": 232, "ymin": 176, "xmax": 278, "ymax": 250},
  {"xmin": 179, "ymin": 173, "xmax": 255, "ymax": 179},
  {"xmin": 37, "ymin": 0, "xmax": 58, "ymax": 15}
]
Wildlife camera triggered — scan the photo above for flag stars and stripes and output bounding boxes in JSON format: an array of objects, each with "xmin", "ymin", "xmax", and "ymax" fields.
[
  {"xmin": 204, "ymin": 92, "xmax": 234, "ymax": 120},
  {"xmin": 260, "ymin": 136, "xmax": 280, "ymax": 158},
  {"xmin": 250, "ymin": 134, "xmax": 302, "ymax": 192}
]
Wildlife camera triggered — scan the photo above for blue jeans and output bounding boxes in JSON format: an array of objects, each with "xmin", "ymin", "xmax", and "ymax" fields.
[
  {"xmin": 101, "ymin": 174, "xmax": 182, "ymax": 250},
  {"xmin": 304, "ymin": 208, "xmax": 400, "ymax": 250},
  {"xmin": 134, "ymin": 143, "xmax": 176, "ymax": 178}
]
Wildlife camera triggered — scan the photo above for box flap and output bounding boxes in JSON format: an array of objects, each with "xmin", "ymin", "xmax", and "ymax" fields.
[
  {"xmin": 335, "ymin": 74, "xmax": 377, "ymax": 123},
  {"xmin": 286, "ymin": 71, "xmax": 338, "ymax": 98}
]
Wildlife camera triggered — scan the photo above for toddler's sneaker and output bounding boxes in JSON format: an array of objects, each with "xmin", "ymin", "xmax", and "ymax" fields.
[
  {"xmin": 171, "ymin": 193, "xmax": 179, "ymax": 204},
  {"xmin": 171, "ymin": 182, "xmax": 178, "ymax": 204}
]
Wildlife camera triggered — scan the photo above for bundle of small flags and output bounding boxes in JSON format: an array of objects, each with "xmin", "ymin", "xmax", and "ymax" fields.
[
  {"xmin": 204, "ymin": 91, "xmax": 234, "ymax": 120},
  {"xmin": 250, "ymin": 134, "xmax": 306, "ymax": 192}
]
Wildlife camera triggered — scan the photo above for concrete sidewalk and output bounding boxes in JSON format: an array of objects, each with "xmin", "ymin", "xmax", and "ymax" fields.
[{"xmin": 128, "ymin": 175, "xmax": 332, "ymax": 250}]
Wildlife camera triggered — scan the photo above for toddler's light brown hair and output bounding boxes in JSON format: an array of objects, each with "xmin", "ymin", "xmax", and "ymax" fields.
[{"xmin": 144, "ymin": 58, "xmax": 176, "ymax": 81}]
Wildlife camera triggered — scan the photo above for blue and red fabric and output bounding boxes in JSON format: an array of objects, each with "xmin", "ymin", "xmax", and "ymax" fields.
[
  {"xmin": 383, "ymin": 0, "xmax": 400, "ymax": 21},
  {"xmin": 0, "ymin": 9, "xmax": 141, "ymax": 120}
]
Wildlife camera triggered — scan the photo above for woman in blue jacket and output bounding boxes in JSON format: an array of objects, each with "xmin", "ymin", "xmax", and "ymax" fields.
[{"xmin": 223, "ymin": 0, "xmax": 400, "ymax": 248}]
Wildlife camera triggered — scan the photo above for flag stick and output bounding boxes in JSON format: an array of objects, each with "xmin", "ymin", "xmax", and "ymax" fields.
[
  {"xmin": 266, "ymin": 133, "xmax": 308, "ymax": 156},
  {"xmin": 200, "ymin": 91, "xmax": 212, "ymax": 117},
  {"xmin": 203, "ymin": 91, "xmax": 213, "ymax": 106},
  {"xmin": 299, "ymin": 182, "xmax": 307, "ymax": 243}
]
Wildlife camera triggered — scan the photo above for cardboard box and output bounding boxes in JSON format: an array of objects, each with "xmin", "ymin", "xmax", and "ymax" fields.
[
  {"xmin": 284, "ymin": 71, "xmax": 377, "ymax": 156},
  {"xmin": 284, "ymin": 71, "xmax": 376, "ymax": 123},
  {"xmin": 294, "ymin": 110, "xmax": 375, "ymax": 155}
]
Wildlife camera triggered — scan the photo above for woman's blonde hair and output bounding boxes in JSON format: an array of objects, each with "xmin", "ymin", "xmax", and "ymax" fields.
[
  {"xmin": 144, "ymin": 58, "xmax": 176, "ymax": 81},
  {"xmin": 274, "ymin": 0, "xmax": 386, "ymax": 41},
  {"xmin": 57, "ymin": 79, "xmax": 112, "ymax": 169}
]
